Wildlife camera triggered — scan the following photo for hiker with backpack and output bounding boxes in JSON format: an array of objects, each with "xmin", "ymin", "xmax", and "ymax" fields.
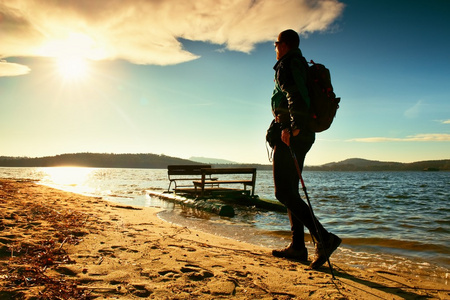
[{"xmin": 268, "ymin": 29, "xmax": 341, "ymax": 270}]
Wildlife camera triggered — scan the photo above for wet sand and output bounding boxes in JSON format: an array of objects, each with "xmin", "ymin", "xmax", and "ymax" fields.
[{"xmin": 1, "ymin": 179, "xmax": 448, "ymax": 299}]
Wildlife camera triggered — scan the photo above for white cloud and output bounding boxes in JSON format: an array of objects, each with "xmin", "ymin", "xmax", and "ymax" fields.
[
  {"xmin": 0, "ymin": 0, "xmax": 344, "ymax": 75},
  {"xmin": 0, "ymin": 60, "xmax": 31, "ymax": 76},
  {"xmin": 443, "ymin": 119, "xmax": 450, "ymax": 124},
  {"xmin": 350, "ymin": 133, "xmax": 450, "ymax": 142}
]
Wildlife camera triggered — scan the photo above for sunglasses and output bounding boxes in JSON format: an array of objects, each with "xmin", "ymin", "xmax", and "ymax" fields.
[{"xmin": 274, "ymin": 41, "xmax": 284, "ymax": 48}]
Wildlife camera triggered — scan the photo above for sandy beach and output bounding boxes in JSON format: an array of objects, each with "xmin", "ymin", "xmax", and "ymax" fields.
[{"xmin": 1, "ymin": 179, "xmax": 449, "ymax": 299}]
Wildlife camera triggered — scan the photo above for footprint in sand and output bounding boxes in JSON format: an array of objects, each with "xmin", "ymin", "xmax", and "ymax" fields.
[
  {"xmin": 158, "ymin": 270, "xmax": 179, "ymax": 276},
  {"xmin": 98, "ymin": 248, "xmax": 116, "ymax": 258},
  {"xmin": 180, "ymin": 264, "xmax": 214, "ymax": 281},
  {"xmin": 129, "ymin": 284, "xmax": 152, "ymax": 297},
  {"xmin": 55, "ymin": 266, "xmax": 78, "ymax": 276},
  {"xmin": 167, "ymin": 244, "xmax": 197, "ymax": 252},
  {"xmin": 157, "ymin": 269, "xmax": 181, "ymax": 281},
  {"xmin": 111, "ymin": 245, "xmax": 127, "ymax": 251},
  {"xmin": 111, "ymin": 245, "xmax": 139, "ymax": 253},
  {"xmin": 207, "ymin": 280, "xmax": 236, "ymax": 296}
]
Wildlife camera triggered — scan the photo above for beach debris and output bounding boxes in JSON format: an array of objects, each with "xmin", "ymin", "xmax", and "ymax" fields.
[{"xmin": 0, "ymin": 180, "xmax": 95, "ymax": 299}]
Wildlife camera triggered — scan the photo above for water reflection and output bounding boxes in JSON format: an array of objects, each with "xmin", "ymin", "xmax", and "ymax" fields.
[{"xmin": 38, "ymin": 167, "xmax": 97, "ymax": 195}]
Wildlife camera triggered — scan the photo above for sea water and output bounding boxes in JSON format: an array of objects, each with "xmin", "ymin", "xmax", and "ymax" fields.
[{"xmin": 1, "ymin": 167, "xmax": 448, "ymax": 284}]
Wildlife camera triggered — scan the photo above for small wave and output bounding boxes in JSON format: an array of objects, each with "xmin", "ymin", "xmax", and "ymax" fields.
[
  {"xmin": 334, "ymin": 247, "xmax": 449, "ymax": 285},
  {"xmin": 428, "ymin": 226, "xmax": 450, "ymax": 233},
  {"xmin": 436, "ymin": 219, "xmax": 450, "ymax": 225},
  {"xmin": 385, "ymin": 194, "xmax": 409, "ymax": 199},
  {"xmin": 358, "ymin": 204, "xmax": 372, "ymax": 209},
  {"xmin": 259, "ymin": 230, "xmax": 292, "ymax": 238},
  {"xmin": 343, "ymin": 237, "xmax": 450, "ymax": 255}
]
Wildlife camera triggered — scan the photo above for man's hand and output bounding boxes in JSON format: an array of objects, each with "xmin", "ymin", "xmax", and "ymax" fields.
[{"xmin": 281, "ymin": 128, "xmax": 300, "ymax": 146}]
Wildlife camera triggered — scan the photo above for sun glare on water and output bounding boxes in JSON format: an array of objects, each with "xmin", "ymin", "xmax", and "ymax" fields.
[
  {"xmin": 41, "ymin": 167, "xmax": 94, "ymax": 186},
  {"xmin": 39, "ymin": 167, "xmax": 97, "ymax": 195}
]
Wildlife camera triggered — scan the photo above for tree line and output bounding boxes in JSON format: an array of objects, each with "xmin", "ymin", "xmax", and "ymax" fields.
[{"xmin": 0, "ymin": 153, "xmax": 448, "ymax": 171}]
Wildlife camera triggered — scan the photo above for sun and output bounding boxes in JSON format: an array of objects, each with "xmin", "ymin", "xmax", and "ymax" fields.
[
  {"xmin": 41, "ymin": 32, "xmax": 98, "ymax": 82},
  {"xmin": 56, "ymin": 56, "xmax": 89, "ymax": 81}
]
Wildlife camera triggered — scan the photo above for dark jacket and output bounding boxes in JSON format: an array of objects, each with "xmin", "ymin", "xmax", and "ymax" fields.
[{"xmin": 271, "ymin": 48, "xmax": 311, "ymax": 132}]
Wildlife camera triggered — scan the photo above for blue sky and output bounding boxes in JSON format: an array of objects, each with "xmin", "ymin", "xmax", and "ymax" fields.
[{"xmin": 1, "ymin": 0, "xmax": 449, "ymax": 165}]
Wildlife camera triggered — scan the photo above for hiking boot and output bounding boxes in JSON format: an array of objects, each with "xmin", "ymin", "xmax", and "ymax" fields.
[
  {"xmin": 272, "ymin": 243, "xmax": 308, "ymax": 261},
  {"xmin": 309, "ymin": 233, "xmax": 341, "ymax": 270}
]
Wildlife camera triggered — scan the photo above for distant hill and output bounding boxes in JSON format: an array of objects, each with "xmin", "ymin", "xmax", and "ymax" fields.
[
  {"xmin": 305, "ymin": 158, "xmax": 450, "ymax": 171},
  {"xmin": 0, "ymin": 153, "xmax": 272, "ymax": 170},
  {"xmin": 189, "ymin": 157, "xmax": 238, "ymax": 164},
  {"xmin": 0, "ymin": 154, "xmax": 448, "ymax": 171},
  {"xmin": 0, "ymin": 153, "xmax": 196, "ymax": 169}
]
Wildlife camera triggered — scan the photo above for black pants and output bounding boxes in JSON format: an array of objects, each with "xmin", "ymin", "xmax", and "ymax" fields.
[{"xmin": 273, "ymin": 132, "xmax": 329, "ymax": 249}]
